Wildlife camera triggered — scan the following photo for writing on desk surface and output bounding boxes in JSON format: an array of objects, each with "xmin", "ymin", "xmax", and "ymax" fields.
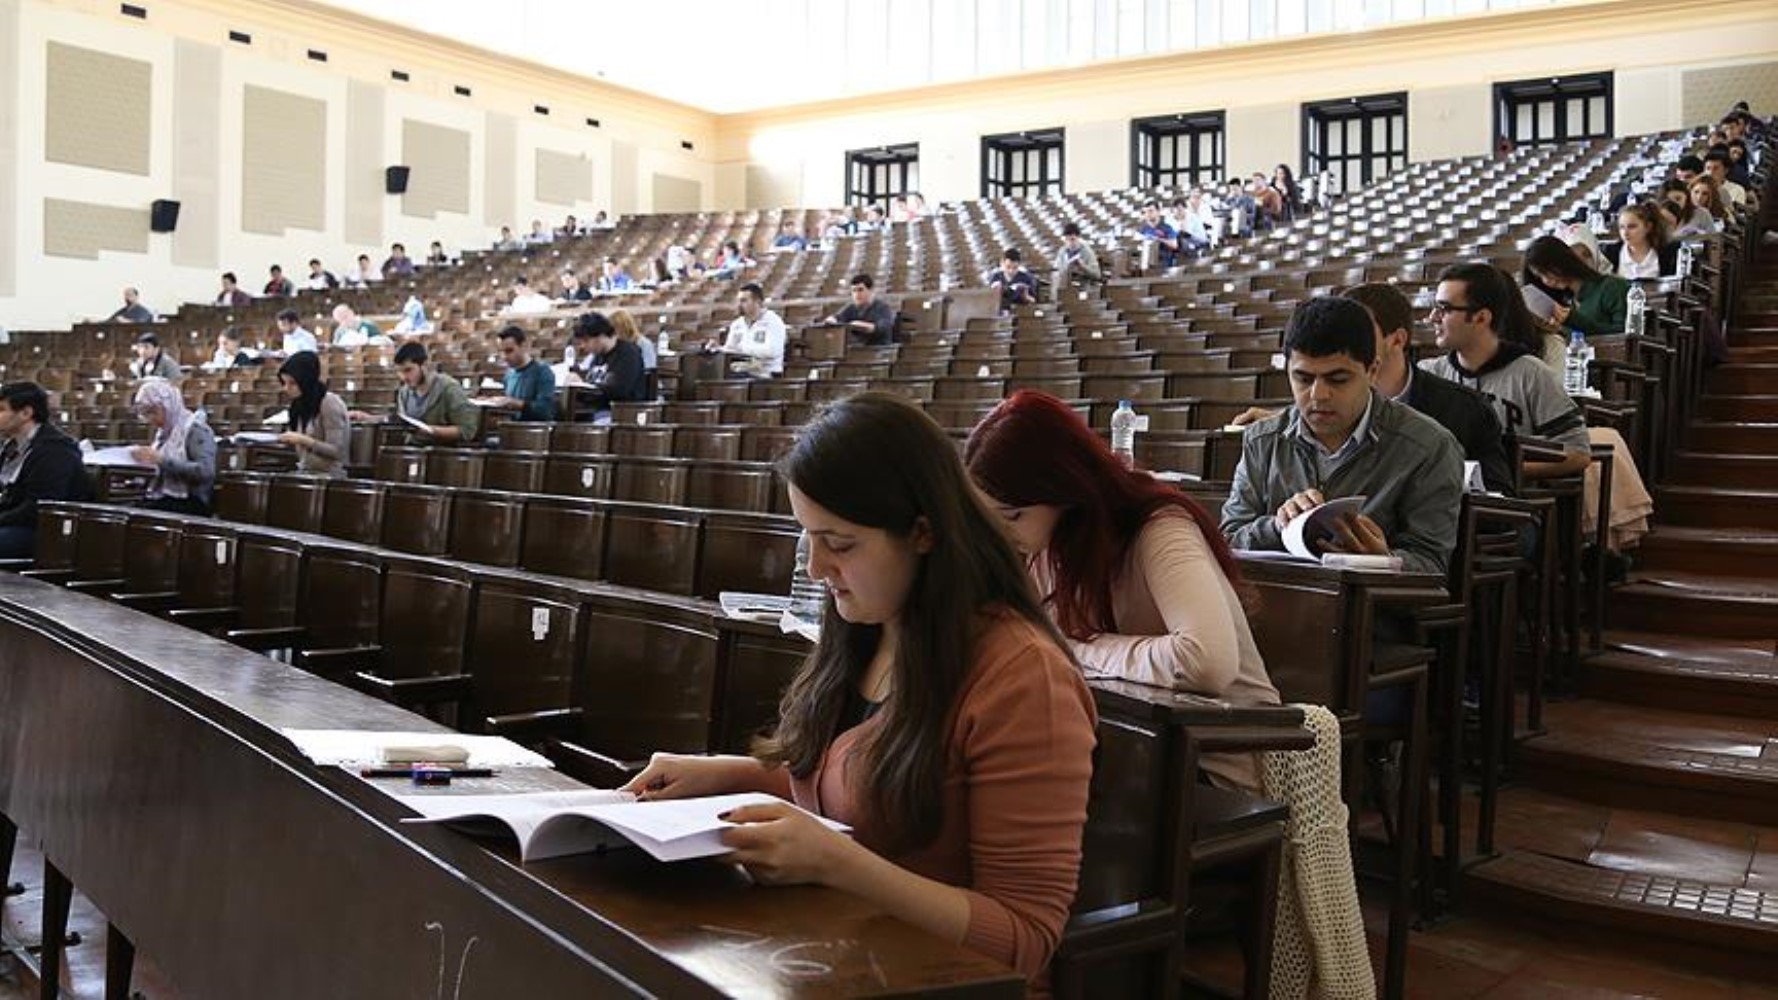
[
  {"xmin": 425, "ymin": 920, "xmax": 480, "ymax": 1000},
  {"xmin": 697, "ymin": 924, "xmax": 884, "ymax": 983}
]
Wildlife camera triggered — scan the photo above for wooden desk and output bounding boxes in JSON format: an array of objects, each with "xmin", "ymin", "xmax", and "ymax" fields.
[{"xmin": 0, "ymin": 576, "xmax": 1021, "ymax": 998}]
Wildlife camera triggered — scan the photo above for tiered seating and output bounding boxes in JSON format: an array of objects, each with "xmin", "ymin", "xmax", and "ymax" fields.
[{"xmin": 3, "ymin": 113, "xmax": 1772, "ymax": 998}]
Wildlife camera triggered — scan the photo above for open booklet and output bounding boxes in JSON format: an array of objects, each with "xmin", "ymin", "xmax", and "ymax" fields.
[
  {"xmin": 1282, "ymin": 494, "xmax": 1367, "ymax": 560},
  {"xmin": 397, "ymin": 790, "xmax": 850, "ymax": 863}
]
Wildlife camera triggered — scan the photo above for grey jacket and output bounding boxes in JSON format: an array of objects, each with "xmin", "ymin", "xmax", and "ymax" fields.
[{"xmin": 1219, "ymin": 391, "xmax": 1464, "ymax": 576}]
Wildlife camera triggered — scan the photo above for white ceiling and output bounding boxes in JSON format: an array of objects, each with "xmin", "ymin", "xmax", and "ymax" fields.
[{"xmin": 319, "ymin": 0, "xmax": 1569, "ymax": 114}]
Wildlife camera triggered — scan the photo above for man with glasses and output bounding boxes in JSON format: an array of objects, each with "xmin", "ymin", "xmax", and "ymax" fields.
[{"xmin": 1419, "ymin": 263, "xmax": 1590, "ymax": 481}]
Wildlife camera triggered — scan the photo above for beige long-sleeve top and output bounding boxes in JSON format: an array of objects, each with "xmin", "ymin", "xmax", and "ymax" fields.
[
  {"xmin": 293, "ymin": 392, "xmax": 350, "ymax": 477},
  {"xmin": 1038, "ymin": 511, "xmax": 1280, "ymax": 790}
]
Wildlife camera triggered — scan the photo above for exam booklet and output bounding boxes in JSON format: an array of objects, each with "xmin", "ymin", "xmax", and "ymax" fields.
[
  {"xmin": 397, "ymin": 790, "xmax": 849, "ymax": 863},
  {"xmin": 1281, "ymin": 495, "xmax": 1367, "ymax": 560}
]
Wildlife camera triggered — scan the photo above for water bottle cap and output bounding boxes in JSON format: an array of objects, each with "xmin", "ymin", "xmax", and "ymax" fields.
[
  {"xmin": 1570, "ymin": 330, "xmax": 1585, "ymax": 343},
  {"xmin": 1118, "ymin": 399, "xmax": 1132, "ymax": 408}
]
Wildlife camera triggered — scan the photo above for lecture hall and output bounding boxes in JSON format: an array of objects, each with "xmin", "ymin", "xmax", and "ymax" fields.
[{"xmin": 0, "ymin": 0, "xmax": 1775, "ymax": 996}]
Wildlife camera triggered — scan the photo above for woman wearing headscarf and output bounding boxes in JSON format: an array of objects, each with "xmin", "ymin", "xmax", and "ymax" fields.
[
  {"xmin": 130, "ymin": 378, "xmax": 216, "ymax": 514},
  {"xmin": 277, "ymin": 351, "xmax": 350, "ymax": 477}
]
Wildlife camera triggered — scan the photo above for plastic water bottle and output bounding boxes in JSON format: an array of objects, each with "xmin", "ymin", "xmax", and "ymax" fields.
[
  {"xmin": 1563, "ymin": 331, "xmax": 1591, "ymax": 395},
  {"xmin": 657, "ymin": 329, "xmax": 671, "ymax": 356},
  {"xmin": 1110, "ymin": 400, "xmax": 1139, "ymax": 467},
  {"xmin": 1626, "ymin": 281, "xmax": 1647, "ymax": 338},
  {"xmin": 1586, "ymin": 206, "xmax": 1606, "ymax": 234},
  {"xmin": 1677, "ymin": 241, "xmax": 1694, "ymax": 280},
  {"xmin": 789, "ymin": 532, "xmax": 826, "ymax": 621},
  {"xmin": 562, "ymin": 344, "xmax": 576, "ymax": 368}
]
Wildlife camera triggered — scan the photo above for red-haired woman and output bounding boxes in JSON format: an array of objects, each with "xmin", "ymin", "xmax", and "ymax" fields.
[{"xmin": 965, "ymin": 390, "xmax": 1279, "ymax": 790}]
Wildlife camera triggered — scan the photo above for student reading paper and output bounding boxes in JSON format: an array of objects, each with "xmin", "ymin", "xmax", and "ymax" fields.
[
  {"xmin": 964, "ymin": 389, "xmax": 1280, "ymax": 792},
  {"xmin": 621, "ymin": 392, "xmax": 1096, "ymax": 988}
]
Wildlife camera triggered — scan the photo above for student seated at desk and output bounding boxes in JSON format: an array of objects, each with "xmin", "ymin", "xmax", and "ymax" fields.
[
  {"xmin": 131, "ymin": 378, "xmax": 216, "ymax": 515},
  {"xmin": 1221, "ymin": 297, "xmax": 1465, "ymax": 577},
  {"xmin": 203, "ymin": 327, "xmax": 260, "ymax": 371},
  {"xmin": 564, "ymin": 311, "xmax": 647, "ymax": 415},
  {"xmin": 129, "ymin": 332, "xmax": 181, "ymax": 381},
  {"xmin": 486, "ymin": 325, "xmax": 558, "ymax": 421},
  {"xmin": 622, "ymin": 392, "xmax": 1096, "ymax": 988},
  {"xmin": 822, "ymin": 272, "xmax": 897, "ymax": 346},
  {"xmin": 966, "ymin": 389, "xmax": 1280, "ymax": 792},
  {"xmin": 0, "ymin": 382, "xmax": 93, "ymax": 559},
  {"xmin": 368, "ymin": 341, "xmax": 478, "ymax": 444},
  {"xmin": 703, "ymin": 282, "xmax": 785, "ymax": 378},
  {"xmin": 276, "ymin": 352, "xmax": 349, "ymax": 478}
]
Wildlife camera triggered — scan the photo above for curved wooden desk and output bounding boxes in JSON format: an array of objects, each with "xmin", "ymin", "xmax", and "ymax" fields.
[{"xmin": 0, "ymin": 575, "xmax": 1021, "ymax": 998}]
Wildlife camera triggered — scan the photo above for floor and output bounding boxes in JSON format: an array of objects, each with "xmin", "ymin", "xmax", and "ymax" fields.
[{"xmin": 5, "ymin": 824, "xmax": 1777, "ymax": 1000}]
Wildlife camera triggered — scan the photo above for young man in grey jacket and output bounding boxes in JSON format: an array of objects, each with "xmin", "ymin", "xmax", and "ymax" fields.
[{"xmin": 1221, "ymin": 296, "xmax": 1466, "ymax": 576}]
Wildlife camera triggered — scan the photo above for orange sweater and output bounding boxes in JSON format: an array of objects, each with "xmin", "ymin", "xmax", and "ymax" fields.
[{"xmin": 785, "ymin": 612, "xmax": 1098, "ymax": 983}]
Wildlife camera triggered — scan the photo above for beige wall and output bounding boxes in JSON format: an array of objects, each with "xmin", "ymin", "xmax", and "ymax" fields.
[
  {"xmin": 1, "ymin": 0, "xmax": 719, "ymax": 329},
  {"xmin": 717, "ymin": 0, "xmax": 1778, "ymax": 208}
]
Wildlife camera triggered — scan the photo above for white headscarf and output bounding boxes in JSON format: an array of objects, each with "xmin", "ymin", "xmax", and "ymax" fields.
[
  {"xmin": 1557, "ymin": 222, "xmax": 1613, "ymax": 276},
  {"xmin": 134, "ymin": 377, "xmax": 194, "ymax": 498}
]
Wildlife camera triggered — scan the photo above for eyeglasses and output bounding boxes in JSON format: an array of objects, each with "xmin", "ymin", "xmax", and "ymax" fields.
[{"xmin": 1429, "ymin": 301, "xmax": 1480, "ymax": 317}]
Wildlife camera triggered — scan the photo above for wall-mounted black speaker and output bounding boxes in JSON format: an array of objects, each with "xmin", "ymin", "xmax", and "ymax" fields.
[
  {"xmin": 385, "ymin": 165, "xmax": 410, "ymax": 194},
  {"xmin": 149, "ymin": 199, "xmax": 180, "ymax": 233}
]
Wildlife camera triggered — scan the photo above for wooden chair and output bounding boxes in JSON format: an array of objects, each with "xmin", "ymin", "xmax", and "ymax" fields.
[
  {"xmin": 381, "ymin": 482, "xmax": 453, "ymax": 556},
  {"xmin": 448, "ymin": 489, "xmax": 525, "ymax": 568},
  {"xmin": 604, "ymin": 504, "xmax": 703, "ymax": 596},
  {"xmin": 320, "ymin": 478, "xmax": 386, "ymax": 545},
  {"xmin": 520, "ymin": 495, "xmax": 608, "ymax": 582},
  {"xmin": 266, "ymin": 474, "xmax": 330, "ymax": 534}
]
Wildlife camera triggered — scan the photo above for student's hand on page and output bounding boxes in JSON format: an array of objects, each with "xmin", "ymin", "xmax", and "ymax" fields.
[
  {"xmin": 1324, "ymin": 512, "xmax": 1390, "ymax": 555},
  {"xmin": 719, "ymin": 801, "xmax": 858, "ymax": 886},
  {"xmin": 621, "ymin": 753, "xmax": 740, "ymax": 801},
  {"xmin": 1274, "ymin": 489, "xmax": 1326, "ymax": 528}
]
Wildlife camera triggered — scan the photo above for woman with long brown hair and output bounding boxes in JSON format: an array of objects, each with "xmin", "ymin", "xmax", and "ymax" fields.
[{"xmin": 623, "ymin": 392, "xmax": 1096, "ymax": 986}]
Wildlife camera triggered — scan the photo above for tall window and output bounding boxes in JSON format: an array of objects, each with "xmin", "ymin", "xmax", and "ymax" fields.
[
  {"xmin": 845, "ymin": 144, "xmax": 920, "ymax": 207},
  {"xmin": 1131, "ymin": 112, "xmax": 1226, "ymax": 189},
  {"xmin": 1494, "ymin": 74, "xmax": 1614, "ymax": 149},
  {"xmin": 1303, "ymin": 93, "xmax": 1408, "ymax": 197},
  {"xmin": 981, "ymin": 128, "xmax": 1065, "ymax": 200}
]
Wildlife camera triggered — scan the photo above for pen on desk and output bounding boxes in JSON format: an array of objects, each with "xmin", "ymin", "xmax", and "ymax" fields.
[{"xmin": 359, "ymin": 767, "xmax": 497, "ymax": 778}]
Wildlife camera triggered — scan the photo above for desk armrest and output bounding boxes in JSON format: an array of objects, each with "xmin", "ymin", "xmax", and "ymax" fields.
[
  {"xmin": 551, "ymin": 741, "xmax": 644, "ymax": 788},
  {"xmin": 65, "ymin": 577, "xmax": 127, "ymax": 594},
  {"xmin": 296, "ymin": 645, "xmax": 382, "ymax": 679},
  {"xmin": 226, "ymin": 625, "xmax": 307, "ymax": 651},
  {"xmin": 166, "ymin": 605, "xmax": 240, "ymax": 630},
  {"xmin": 17, "ymin": 569, "xmax": 73, "ymax": 583},
  {"xmin": 112, "ymin": 589, "xmax": 180, "ymax": 613},
  {"xmin": 351, "ymin": 671, "xmax": 470, "ymax": 709},
  {"xmin": 0, "ymin": 558, "xmax": 34, "ymax": 572},
  {"xmin": 1187, "ymin": 723, "xmax": 1316, "ymax": 754},
  {"xmin": 484, "ymin": 707, "xmax": 584, "ymax": 745},
  {"xmin": 1059, "ymin": 901, "xmax": 1176, "ymax": 950}
]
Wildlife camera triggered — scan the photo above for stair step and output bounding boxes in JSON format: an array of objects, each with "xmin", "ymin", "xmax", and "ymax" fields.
[
  {"xmin": 1610, "ymin": 574, "xmax": 1778, "ymax": 640},
  {"xmin": 1698, "ymin": 395, "xmax": 1778, "ymax": 422},
  {"xmin": 1467, "ymin": 852, "xmax": 1778, "ymax": 971},
  {"xmin": 1654, "ymin": 486, "xmax": 1778, "ymax": 529},
  {"xmin": 1708, "ymin": 364, "xmax": 1778, "ymax": 396},
  {"xmin": 1518, "ymin": 700, "xmax": 1778, "ymax": 826},
  {"xmin": 1684, "ymin": 422, "xmax": 1778, "ymax": 453},
  {"xmin": 1671, "ymin": 451, "xmax": 1778, "ymax": 489},
  {"xmin": 1587, "ymin": 629, "xmax": 1778, "ymax": 717},
  {"xmin": 1726, "ymin": 344, "xmax": 1778, "ymax": 362},
  {"xmin": 1634, "ymin": 525, "xmax": 1778, "ymax": 577}
]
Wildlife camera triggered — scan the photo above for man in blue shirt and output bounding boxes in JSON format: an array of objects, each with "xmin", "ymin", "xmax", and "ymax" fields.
[
  {"xmin": 490, "ymin": 325, "xmax": 558, "ymax": 421},
  {"xmin": 1138, "ymin": 201, "xmax": 1180, "ymax": 268},
  {"xmin": 987, "ymin": 249, "xmax": 1038, "ymax": 313}
]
